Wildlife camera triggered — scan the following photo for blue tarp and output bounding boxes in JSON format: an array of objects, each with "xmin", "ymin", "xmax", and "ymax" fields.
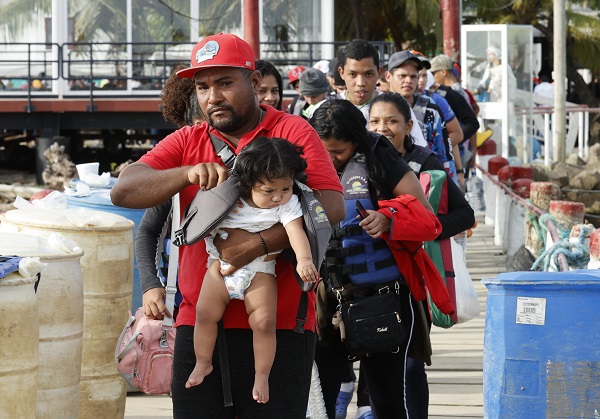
[{"xmin": 0, "ymin": 256, "xmax": 23, "ymax": 278}]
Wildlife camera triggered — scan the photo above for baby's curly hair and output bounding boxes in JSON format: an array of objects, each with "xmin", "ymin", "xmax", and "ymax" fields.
[
  {"xmin": 234, "ymin": 137, "xmax": 307, "ymax": 194},
  {"xmin": 161, "ymin": 65, "xmax": 202, "ymax": 128}
]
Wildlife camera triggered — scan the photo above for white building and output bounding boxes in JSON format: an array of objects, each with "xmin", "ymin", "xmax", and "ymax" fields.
[{"xmin": 0, "ymin": 0, "xmax": 336, "ymax": 95}]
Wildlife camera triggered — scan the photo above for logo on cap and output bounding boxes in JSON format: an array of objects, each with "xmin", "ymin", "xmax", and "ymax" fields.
[{"xmin": 196, "ymin": 41, "xmax": 220, "ymax": 64}]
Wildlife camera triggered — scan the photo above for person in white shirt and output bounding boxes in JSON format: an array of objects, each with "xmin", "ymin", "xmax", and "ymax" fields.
[{"xmin": 336, "ymin": 39, "xmax": 427, "ymax": 147}]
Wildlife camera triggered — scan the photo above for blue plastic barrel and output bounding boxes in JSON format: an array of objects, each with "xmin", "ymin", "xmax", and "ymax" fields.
[
  {"xmin": 66, "ymin": 185, "xmax": 145, "ymax": 310},
  {"xmin": 482, "ymin": 270, "xmax": 600, "ymax": 418}
]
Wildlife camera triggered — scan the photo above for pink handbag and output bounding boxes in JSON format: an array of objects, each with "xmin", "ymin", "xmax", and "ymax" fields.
[
  {"xmin": 115, "ymin": 195, "xmax": 180, "ymax": 394},
  {"xmin": 115, "ymin": 308, "xmax": 176, "ymax": 394}
]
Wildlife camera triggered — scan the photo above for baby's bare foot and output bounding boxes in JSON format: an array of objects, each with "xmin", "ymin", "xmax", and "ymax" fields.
[
  {"xmin": 252, "ymin": 373, "xmax": 269, "ymax": 403},
  {"xmin": 185, "ymin": 361, "xmax": 213, "ymax": 388}
]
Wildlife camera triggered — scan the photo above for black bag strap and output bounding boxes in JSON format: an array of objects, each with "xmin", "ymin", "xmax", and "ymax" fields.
[
  {"xmin": 209, "ymin": 133, "xmax": 236, "ymax": 169},
  {"xmin": 294, "ymin": 291, "xmax": 308, "ymax": 334},
  {"xmin": 207, "ymin": 133, "xmax": 235, "ymax": 406},
  {"xmin": 217, "ymin": 320, "xmax": 233, "ymax": 407}
]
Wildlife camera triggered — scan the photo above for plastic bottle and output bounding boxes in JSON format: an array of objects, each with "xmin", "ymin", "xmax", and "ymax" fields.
[{"xmin": 467, "ymin": 169, "xmax": 486, "ymax": 212}]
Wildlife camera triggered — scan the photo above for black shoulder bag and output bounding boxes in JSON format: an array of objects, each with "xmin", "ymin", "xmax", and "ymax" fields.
[{"xmin": 334, "ymin": 281, "xmax": 407, "ymax": 358}]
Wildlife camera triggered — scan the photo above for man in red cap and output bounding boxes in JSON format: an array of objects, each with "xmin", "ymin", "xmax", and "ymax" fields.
[
  {"xmin": 287, "ymin": 65, "xmax": 306, "ymax": 94},
  {"xmin": 286, "ymin": 65, "xmax": 306, "ymax": 114},
  {"xmin": 111, "ymin": 33, "xmax": 344, "ymax": 417}
]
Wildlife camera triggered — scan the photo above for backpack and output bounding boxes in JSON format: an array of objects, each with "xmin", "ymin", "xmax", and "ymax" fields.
[
  {"xmin": 114, "ymin": 307, "xmax": 176, "ymax": 394},
  {"xmin": 173, "ymin": 133, "xmax": 332, "ymax": 293},
  {"xmin": 173, "ymin": 134, "xmax": 331, "ymax": 333},
  {"xmin": 174, "ymin": 175, "xmax": 331, "ymax": 293},
  {"xmin": 419, "ymin": 170, "xmax": 458, "ymax": 328},
  {"xmin": 173, "ymin": 172, "xmax": 242, "ymax": 246}
]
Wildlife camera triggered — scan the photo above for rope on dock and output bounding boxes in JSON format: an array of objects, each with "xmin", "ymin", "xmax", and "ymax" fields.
[{"xmin": 531, "ymin": 215, "xmax": 594, "ymax": 271}]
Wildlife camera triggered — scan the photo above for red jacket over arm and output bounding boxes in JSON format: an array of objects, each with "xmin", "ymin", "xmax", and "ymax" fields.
[{"xmin": 377, "ymin": 195, "xmax": 455, "ymax": 316}]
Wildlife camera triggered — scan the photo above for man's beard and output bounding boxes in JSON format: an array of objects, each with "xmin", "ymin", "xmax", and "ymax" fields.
[{"xmin": 206, "ymin": 105, "xmax": 246, "ymax": 133}]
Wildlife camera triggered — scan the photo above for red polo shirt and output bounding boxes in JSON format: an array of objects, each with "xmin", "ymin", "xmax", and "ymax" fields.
[{"xmin": 140, "ymin": 105, "xmax": 342, "ymax": 330}]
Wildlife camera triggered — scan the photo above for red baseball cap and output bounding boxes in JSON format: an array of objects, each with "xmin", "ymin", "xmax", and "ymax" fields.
[
  {"xmin": 177, "ymin": 33, "xmax": 255, "ymax": 79},
  {"xmin": 287, "ymin": 66, "xmax": 306, "ymax": 85}
]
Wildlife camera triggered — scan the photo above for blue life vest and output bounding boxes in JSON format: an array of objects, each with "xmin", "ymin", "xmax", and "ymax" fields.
[{"xmin": 326, "ymin": 148, "xmax": 400, "ymax": 287}]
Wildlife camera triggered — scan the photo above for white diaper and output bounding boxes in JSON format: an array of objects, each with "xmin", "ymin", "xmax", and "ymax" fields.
[
  {"xmin": 205, "ymin": 232, "xmax": 277, "ymax": 300},
  {"xmin": 214, "ymin": 257, "xmax": 276, "ymax": 300}
]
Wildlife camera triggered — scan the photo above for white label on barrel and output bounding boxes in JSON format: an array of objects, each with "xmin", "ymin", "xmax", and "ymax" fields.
[{"xmin": 516, "ymin": 297, "xmax": 546, "ymax": 325}]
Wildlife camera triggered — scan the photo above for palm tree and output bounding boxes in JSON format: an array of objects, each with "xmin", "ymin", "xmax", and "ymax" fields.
[
  {"xmin": 0, "ymin": 0, "xmax": 50, "ymax": 41},
  {"xmin": 0, "ymin": 0, "xmax": 192, "ymax": 43},
  {"xmin": 335, "ymin": 0, "xmax": 442, "ymax": 55}
]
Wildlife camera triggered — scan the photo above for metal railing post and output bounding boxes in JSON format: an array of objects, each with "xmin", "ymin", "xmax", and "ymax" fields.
[
  {"xmin": 584, "ymin": 111, "xmax": 590, "ymax": 160},
  {"xmin": 544, "ymin": 112, "xmax": 551, "ymax": 167},
  {"xmin": 87, "ymin": 43, "xmax": 96, "ymax": 112},
  {"xmin": 522, "ymin": 113, "xmax": 528, "ymax": 163},
  {"xmin": 25, "ymin": 43, "xmax": 34, "ymax": 113},
  {"xmin": 577, "ymin": 111, "xmax": 584, "ymax": 160}
]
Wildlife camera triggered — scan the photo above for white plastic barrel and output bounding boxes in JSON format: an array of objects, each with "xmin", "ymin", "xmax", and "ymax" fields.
[
  {"xmin": 0, "ymin": 231, "xmax": 84, "ymax": 418},
  {"xmin": 0, "ymin": 208, "xmax": 134, "ymax": 419},
  {"xmin": 0, "ymin": 271, "xmax": 39, "ymax": 419}
]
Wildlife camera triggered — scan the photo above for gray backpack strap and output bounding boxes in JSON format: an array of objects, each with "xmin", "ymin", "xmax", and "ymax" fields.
[{"xmin": 162, "ymin": 194, "xmax": 179, "ymax": 329}]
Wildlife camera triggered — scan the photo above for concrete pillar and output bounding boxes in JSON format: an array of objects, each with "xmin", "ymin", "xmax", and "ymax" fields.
[
  {"xmin": 497, "ymin": 166, "xmax": 510, "ymax": 185},
  {"xmin": 549, "ymin": 201, "xmax": 586, "ymax": 234},
  {"xmin": 503, "ymin": 199, "xmax": 527, "ymax": 260},
  {"xmin": 553, "ymin": 0, "xmax": 567, "ymax": 164},
  {"xmin": 321, "ymin": 0, "xmax": 335, "ymax": 60},
  {"xmin": 476, "ymin": 139, "xmax": 496, "ymax": 176},
  {"xmin": 509, "ymin": 167, "xmax": 534, "ymax": 182},
  {"xmin": 492, "ymin": 164, "xmax": 535, "ymax": 252},
  {"xmin": 511, "ymin": 178, "xmax": 534, "ymax": 199},
  {"xmin": 526, "ymin": 182, "xmax": 562, "ymax": 258},
  {"xmin": 488, "ymin": 156, "xmax": 509, "ymax": 174},
  {"xmin": 530, "ymin": 182, "xmax": 561, "ymax": 212},
  {"xmin": 52, "ymin": 0, "xmax": 68, "ymax": 97},
  {"xmin": 498, "ymin": 166, "xmax": 534, "ymax": 187},
  {"xmin": 494, "ymin": 184, "xmax": 511, "ymax": 249},
  {"xmin": 485, "ymin": 156, "xmax": 509, "ymax": 226}
]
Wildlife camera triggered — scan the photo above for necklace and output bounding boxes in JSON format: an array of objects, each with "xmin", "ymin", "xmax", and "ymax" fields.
[{"xmin": 347, "ymin": 91, "xmax": 377, "ymax": 110}]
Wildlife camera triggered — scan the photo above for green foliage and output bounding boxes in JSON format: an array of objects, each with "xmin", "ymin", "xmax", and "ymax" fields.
[
  {"xmin": 196, "ymin": 1, "xmax": 241, "ymax": 38},
  {"xmin": 334, "ymin": 0, "xmax": 442, "ymax": 55},
  {"xmin": 0, "ymin": 0, "xmax": 192, "ymax": 43},
  {"xmin": 567, "ymin": 11, "xmax": 600, "ymax": 73},
  {"xmin": 0, "ymin": 0, "xmax": 50, "ymax": 41}
]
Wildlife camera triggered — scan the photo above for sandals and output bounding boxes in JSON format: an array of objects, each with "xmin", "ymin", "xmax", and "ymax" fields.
[
  {"xmin": 335, "ymin": 389, "xmax": 354, "ymax": 419},
  {"xmin": 355, "ymin": 410, "xmax": 374, "ymax": 419}
]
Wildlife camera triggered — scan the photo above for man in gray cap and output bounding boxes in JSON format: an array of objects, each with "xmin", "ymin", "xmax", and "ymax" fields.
[
  {"xmin": 430, "ymin": 54, "xmax": 471, "ymax": 105},
  {"xmin": 292, "ymin": 68, "xmax": 331, "ymax": 119},
  {"xmin": 385, "ymin": 50, "xmax": 455, "ymax": 182}
]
